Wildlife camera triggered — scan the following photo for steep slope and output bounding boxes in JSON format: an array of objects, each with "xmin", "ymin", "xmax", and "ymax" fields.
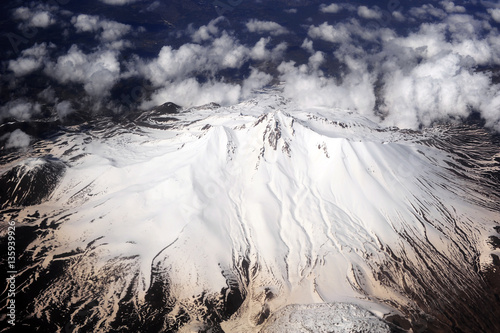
[{"xmin": 1, "ymin": 93, "xmax": 499, "ymax": 332}]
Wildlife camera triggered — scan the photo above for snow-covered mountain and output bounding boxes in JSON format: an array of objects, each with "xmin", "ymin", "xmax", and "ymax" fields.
[{"xmin": 1, "ymin": 92, "xmax": 500, "ymax": 332}]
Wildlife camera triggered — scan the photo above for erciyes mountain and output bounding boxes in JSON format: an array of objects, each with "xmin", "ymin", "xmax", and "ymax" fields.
[{"xmin": 1, "ymin": 0, "xmax": 500, "ymax": 332}]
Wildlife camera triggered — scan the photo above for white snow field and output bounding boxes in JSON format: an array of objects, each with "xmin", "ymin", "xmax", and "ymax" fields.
[{"xmin": 2, "ymin": 92, "xmax": 499, "ymax": 332}]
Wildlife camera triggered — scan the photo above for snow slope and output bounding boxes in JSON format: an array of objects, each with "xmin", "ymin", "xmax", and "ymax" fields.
[{"xmin": 1, "ymin": 92, "xmax": 500, "ymax": 332}]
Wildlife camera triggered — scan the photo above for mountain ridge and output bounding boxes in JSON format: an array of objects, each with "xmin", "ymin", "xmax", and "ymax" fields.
[{"xmin": 1, "ymin": 94, "xmax": 499, "ymax": 332}]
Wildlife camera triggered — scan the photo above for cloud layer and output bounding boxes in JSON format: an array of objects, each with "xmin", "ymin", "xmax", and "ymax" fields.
[{"xmin": 2, "ymin": 0, "xmax": 500, "ymax": 131}]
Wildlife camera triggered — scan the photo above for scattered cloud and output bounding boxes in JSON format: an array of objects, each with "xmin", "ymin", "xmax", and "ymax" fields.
[
  {"xmin": 409, "ymin": 4, "xmax": 447, "ymax": 20},
  {"xmin": 136, "ymin": 31, "xmax": 284, "ymax": 87},
  {"xmin": 308, "ymin": 22, "xmax": 351, "ymax": 43},
  {"xmin": 3, "ymin": 129, "xmax": 31, "ymax": 149},
  {"xmin": 45, "ymin": 46, "xmax": 121, "ymax": 98},
  {"xmin": 3, "ymin": 0, "xmax": 500, "ymax": 132},
  {"xmin": 487, "ymin": 8, "xmax": 500, "ymax": 23},
  {"xmin": 357, "ymin": 6, "xmax": 382, "ymax": 20},
  {"xmin": 381, "ymin": 52, "xmax": 494, "ymax": 128},
  {"xmin": 440, "ymin": 1, "xmax": 466, "ymax": 13},
  {"xmin": 71, "ymin": 14, "xmax": 132, "ymax": 42},
  {"xmin": 0, "ymin": 129, "xmax": 31, "ymax": 149},
  {"xmin": 55, "ymin": 101, "xmax": 75, "ymax": 120},
  {"xmin": 278, "ymin": 57, "xmax": 377, "ymax": 117},
  {"xmin": 0, "ymin": 99, "xmax": 41, "ymax": 122},
  {"xmin": 246, "ymin": 19, "xmax": 289, "ymax": 36},
  {"xmin": 13, "ymin": 6, "xmax": 57, "ymax": 28},
  {"xmin": 301, "ymin": 38, "xmax": 314, "ymax": 53},
  {"xmin": 320, "ymin": 3, "xmax": 341, "ymax": 14},
  {"xmin": 290, "ymin": 13, "xmax": 500, "ymax": 130},
  {"xmin": 189, "ymin": 17, "xmax": 224, "ymax": 43},
  {"xmin": 392, "ymin": 11, "xmax": 405, "ymax": 22},
  {"xmin": 135, "ymin": 28, "xmax": 284, "ymax": 108},
  {"xmin": 8, "ymin": 43, "xmax": 51, "ymax": 77},
  {"xmin": 284, "ymin": 8, "xmax": 297, "ymax": 14}
]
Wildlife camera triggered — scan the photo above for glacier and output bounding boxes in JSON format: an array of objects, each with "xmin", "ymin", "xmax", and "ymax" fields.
[{"xmin": 1, "ymin": 92, "xmax": 500, "ymax": 332}]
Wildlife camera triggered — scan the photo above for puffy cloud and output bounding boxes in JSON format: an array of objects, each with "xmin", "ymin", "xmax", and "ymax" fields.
[
  {"xmin": 380, "ymin": 52, "xmax": 497, "ymax": 128},
  {"xmin": 284, "ymin": 15, "xmax": 500, "ymax": 130},
  {"xmin": 440, "ymin": 1, "xmax": 466, "ymax": 13},
  {"xmin": 250, "ymin": 37, "xmax": 272, "ymax": 61},
  {"xmin": 136, "ymin": 32, "xmax": 281, "ymax": 87},
  {"xmin": 55, "ymin": 101, "xmax": 75, "ymax": 120},
  {"xmin": 133, "ymin": 27, "xmax": 285, "ymax": 108},
  {"xmin": 301, "ymin": 38, "xmax": 314, "ymax": 53},
  {"xmin": 137, "ymin": 36, "xmax": 238, "ymax": 86},
  {"xmin": 250, "ymin": 37, "xmax": 286, "ymax": 61},
  {"xmin": 487, "ymin": 8, "xmax": 500, "ymax": 23},
  {"xmin": 277, "ymin": 58, "xmax": 377, "ymax": 116},
  {"xmin": 308, "ymin": 51, "xmax": 325, "ymax": 70},
  {"xmin": 246, "ymin": 19, "xmax": 289, "ymax": 36},
  {"xmin": 308, "ymin": 22, "xmax": 351, "ymax": 43},
  {"xmin": 8, "ymin": 43, "xmax": 50, "ymax": 77},
  {"xmin": 357, "ymin": 6, "xmax": 382, "ymax": 20},
  {"xmin": 392, "ymin": 11, "xmax": 405, "ymax": 22},
  {"xmin": 189, "ymin": 17, "xmax": 224, "ymax": 43},
  {"xmin": 141, "ymin": 68, "xmax": 272, "ymax": 109},
  {"xmin": 241, "ymin": 69, "xmax": 273, "ymax": 98},
  {"xmin": 142, "ymin": 79, "xmax": 241, "ymax": 108},
  {"xmin": 308, "ymin": 20, "xmax": 394, "ymax": 45},
  {"xmin": 72, "ymin": 14, "xmax": 132, "ymax": 42},
  {"xmin": 13, "ymin": 6, "xmax": 56, "ymax": 28},
  {"xmin": 409, "ymin": 4, "xmax": 447, "ymax": 20},
  {"xmin": 3, "ymin": 129, "xmax": 31, "ymax": 149},
  {"xmin": 320, "ymin": 3, "xmax": 341, "ymax": 14},
  {"xmin": 38, "ymin": 87, "xmax": 56, "ymax": 103},
  {"xmin": 45, "ymin": 46, "xmax": 121, "ymax": 98},
  {"xmin": 0, "ymin": 99, "xmax": 41, "ymax": 122}
]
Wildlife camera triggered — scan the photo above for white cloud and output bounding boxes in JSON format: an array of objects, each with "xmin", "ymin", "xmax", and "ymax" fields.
[
  {"xmin": 250, "ymin": 37, "xmax": 272, "ymax": 61},
  {"xmin": 4, "ymin": 129, "xmax": 31, "ymax": 149},
  {"xmin": 357, "ymin": 6, "xmax": 382, "ymax": 20},
  {"xmin": 278, "ymin": 58, "xmax": 377, "ymax": 116},
  {"xmin": 131, "ymin": 27, "xmax": 286, "ymax": 109},
  {"xmin": 280, "ymin": 15, "xmax": 500, "ymax": 131},
  {"xmin": 308, "ymin": 22, "xmax": 351, "ymax": 43},
  {"xmin": 72, "ymin": 14, "xmax": 132, "ymax": 42},
  {"xmin": 142, "ymin": 79, "xmax": 241, "ymax": 108},
  {"xmin": 308, "ymin": 20, "xmax": 394, "ymax": 45},
  {"xmin": 392, "ymin": 11, "xmax": 405, "ymax": 22},
  {"xmin": 284, "ymin": 8, "xmax": 297, "ymax": 14},
  {"xmin": 409, "ymin": 4, "xmax": 447, "ymax": 20},
  {"xmin": 487, "ymin": 8, "xmax": 500, "ymax": 23},
  {"xmin": 141, "ymin": 67, "xmax": 273, "ymax": 109},
  {"xmin": 0, "ymin": 99, "xmax": 41, "ymax": 121},
  {"xmin": 301, "ymin": 38, "xmax": 314, "ymax": 53},
  {"xmin": 246, "ymin": 19, "xmax": 288, "ymax": 36},
  {"xmin": 136, "ymin": 31, "xmax": 282, "ymax": 88},
  {"xmin": 381, "ymin": 52, "xmax": 497, "ymax": 129},
  {"xmin": 38, "ymin": 87, "xmax": 56, "ymax": 103},
  {"xmin": 189, "ymin": 17, "xmax": 224, "ymax": 43},
  {"xmin": 56, "ymin": 101, "xmax": 75, "ymax": 120},
  {"xmin": 241, "ymin": 68, "xmax": 273, "ymax": 98},
  {"xmin": 308, "ymin": 51, "xmax": 325, "ymax": 70},
  {"xmin": 45, "ymin": 46, "xmax": 121, "ymax": 98},
  {"xmin": 320, "ymin": 3, "xmax": 341, "ymax": 14},
  {"xmin": 8, "ymin": 43, "xmax": 50, "ymax": 77},
  {"xmin": 13, "ymin": 7, "xmax": 56, "ymax": 28},
  {"xmin": 440, "ymin": 1, "xmax": 466, "ymax": 13}
]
